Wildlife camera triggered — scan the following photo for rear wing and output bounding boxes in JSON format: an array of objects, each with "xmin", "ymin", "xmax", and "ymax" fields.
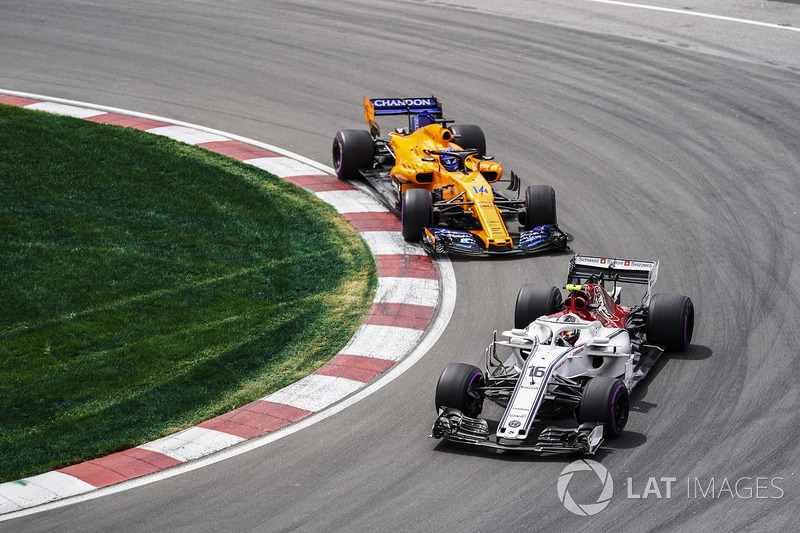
[
  {"xmin": 364, "ymin": 96, "xmax": 443, "ymax": 136},
  {"xmin": 567, "ymin": 255, "xmax": 659, "ymax": 305}
]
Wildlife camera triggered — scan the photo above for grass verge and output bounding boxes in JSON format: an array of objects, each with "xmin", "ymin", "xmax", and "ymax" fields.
[{"xmin": 0, "ymin": 104, "xmax": 376, "ymax": 482}]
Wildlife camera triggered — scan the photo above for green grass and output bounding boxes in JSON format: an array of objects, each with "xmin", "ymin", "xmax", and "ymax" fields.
[{"xmin": 0, "ymin": 104, "xmax": 376, "ymax": 482}]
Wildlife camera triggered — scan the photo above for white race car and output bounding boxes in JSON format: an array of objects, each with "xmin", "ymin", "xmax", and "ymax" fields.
[{"xmin": 430, "ymin": 255, "xmax": 695, "ymax": 454}]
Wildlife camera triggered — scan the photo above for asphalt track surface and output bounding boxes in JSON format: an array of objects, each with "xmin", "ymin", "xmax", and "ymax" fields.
[{"xmin": 2, "ymin": 0, "xmax": 800, "ymax": 531}]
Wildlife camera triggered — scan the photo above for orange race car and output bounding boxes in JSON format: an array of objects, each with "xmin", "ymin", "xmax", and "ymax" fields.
[{"xmin": 332, "ymin": 97, "xmax": 568, "ymax": 256}]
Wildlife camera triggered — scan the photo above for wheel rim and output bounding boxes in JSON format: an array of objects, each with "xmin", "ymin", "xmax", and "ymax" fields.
[
  {"xmin": 610, "ymin": 385, "xmax": 629, "ymax": 434},
  {"xmin": 332, "ymin": 139, "xmax": 343, "ymax": 171},
  {"xmin": 683, "ymin": 300, "xmax": 695, "ymax": 347},
  {"xmin": 465, "ymin": 372, "xmax": 484, "ymax": 417}
]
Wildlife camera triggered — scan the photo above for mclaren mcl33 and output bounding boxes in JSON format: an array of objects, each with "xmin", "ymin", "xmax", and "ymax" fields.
[{"xmin": 332, "ymin": 97, "xmax": 568, "ymax": 256}]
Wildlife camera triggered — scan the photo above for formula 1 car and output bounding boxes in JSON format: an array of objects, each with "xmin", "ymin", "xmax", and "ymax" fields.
[
  {"xmin": 332, "ymin": 97, "xmax": 568, "ymax": 255},
  {"xmin": 430, "ymin": 255, "xmax": 695, "ymax": 454}
]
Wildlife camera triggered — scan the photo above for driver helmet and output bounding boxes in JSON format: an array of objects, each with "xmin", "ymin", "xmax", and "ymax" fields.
[
  {"xmin": 556, "ymin": 314, "xmax": 580, "ymax": 346},
  {"xmin": 439, "ymin": 148, "xmax": 459, "ymax": 172},
  {"xmin": 557, "ymin": 329, "xmax": 580, "ymax": 346}
]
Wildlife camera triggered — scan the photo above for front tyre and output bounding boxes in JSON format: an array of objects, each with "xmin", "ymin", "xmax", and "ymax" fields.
[
  {"xmin": 514, "ymin": 284, "xmax": 562, "ymax": 328},
  {"xmin": 522, "ymin": 185, "xmax": 557, "ymax": 229},
  {"xmin": 332, "ymin": 129, "xmax": 374, "ymax": 180},
  {"xmin": 646, "ymin": 293, "xmax": 694, "ymax": 351},
  {"xmin": 435, "ymin": 363, "xmax": 485, "ymax": 417},
  {"xmin": 449, "ymin": 124, "xmax": 486, "ymax": 158},
  {"xmin": 577, "ymin": 377, "xmax": 629, "ymax": 439},
  {"xmin": 401, "ymin": 188, "xmax": 432, "ymax": 241}
]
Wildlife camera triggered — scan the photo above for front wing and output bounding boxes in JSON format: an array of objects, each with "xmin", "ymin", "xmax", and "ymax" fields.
[
  {"xmin": 422, "ymin": 225, "xmax": 568, "ymax": 256},
  {"xmin": 430, "ymin": 408, "xmax": 605, "ymax": 455}
]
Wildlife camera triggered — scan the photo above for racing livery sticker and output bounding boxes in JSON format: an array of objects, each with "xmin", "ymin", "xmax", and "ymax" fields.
[{"xmin": 372, "ymin": 98, "xmax": 436, "ymax": 108}]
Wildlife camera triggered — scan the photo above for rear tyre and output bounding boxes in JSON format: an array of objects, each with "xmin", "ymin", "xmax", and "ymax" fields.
[
  {"xmin": 435, "ymin": 363, "xmax": 485, "ymax": 417},
  {"xmin": 522, "ymin": 185, "xmax": 557, "ymax": 229},
  {"xmin": 449, "ymin": 124, "xmax": 486, "ymax": 158},
  {"xmin": 646, "ymin": 293, "xmax": 694, "ymax": 351},
  {"xmin": 332, "ymin": 129, "xmax": 374, "ymax": 180},
  {"xmin": 514, "ymin": 284, "xmax": 562, "ymax": 328},
  {"xmin": 577, "ymin": 377, "xmax": 629, "ymax": 439},
  {"xmin": 401, "ymin": 188, "xmax": 432, "ymax": 241}
]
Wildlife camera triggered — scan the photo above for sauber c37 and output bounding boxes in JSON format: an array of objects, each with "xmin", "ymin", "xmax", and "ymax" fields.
[
  {"xmin": 431, "ymin": 255, "xmax": 695, "ymax": 454},
  {"xmin": 332, "ymin": 97, "xmax": 567, "ymax": 255}
]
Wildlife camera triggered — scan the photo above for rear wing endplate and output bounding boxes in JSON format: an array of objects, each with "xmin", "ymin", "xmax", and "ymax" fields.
[
  {"xmin": 364, "ymin": 96, "xmax": 443, "ymax": 136},
  {"xmin": 567, "ymin": 255, "xmax": 659, "ymax": 305}
]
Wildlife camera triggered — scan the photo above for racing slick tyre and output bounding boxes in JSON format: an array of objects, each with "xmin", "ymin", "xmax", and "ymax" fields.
[
  {"xmin": 522, "ymin": 185, "xmax": 557, "ymax": 229},
  {"xmin": 577, "ymin": 377, "xmax": 629, "ymax": 439},
  {"xmin": 646, "ymin": 293, "xmax": 695, "ymax": 352},
  {"xmin": 332, "ymin": 129, "xmax": 374, "ymax": 180},
  {"xmin": 514, "ymin": 284, "xmax": 562, "ymax": 328},
  {"xmin": 435, "ymin": 363, "xmax": 485, "ymax": 418},
  {"xmin": 401, "ymin": 188, "xmax": 432, "ymax": 241},
  {"xmin": 449, "ymin": 124, "xmax": 486, "ymax": 158}
]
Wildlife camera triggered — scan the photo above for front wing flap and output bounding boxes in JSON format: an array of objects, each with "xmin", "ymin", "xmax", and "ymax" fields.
[
  {"xmin": 422, "ymin": 225, "xmax": 568, "ymax": 256},
  {"xmin": 430, "ymin": 408, "xmax": 604, "ymax": 455}
]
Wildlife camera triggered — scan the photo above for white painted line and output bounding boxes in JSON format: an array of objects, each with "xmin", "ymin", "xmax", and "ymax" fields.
[
  {"xmin": 315, "ymin": 190, "xmax": 389, "ymax": 214},
  {"xmin": 262, "ymin": 374, "xmax": 364, "ymax": 412},
  {"xmin": 245, "ymin": 156, "xmax": 322, "ymax": 178},
  {"xmin": 584, "ymin": 0, "xmax": 800, "ymax": 32},
  {"xmin": 339, "ymin": 324, "xmax": 424, "ymax": 361},
  {"xmin": 375, "ymin": 277, "xmax": 438, "ymax": 307},
  {"xmin": 360, "ymin": 231, "xmax": 426, "ymax": 256},
  {"xmin": 0, "ymin": 497, "xmax": 15, "ymax": 515},
  {"xmin": 0, "ymin": 472, "xmax": 94, "ymax": 513},
  {"xmin": 138, "ymin": 427, "xmax": 245, "ymax": 463},
  {"xmin": 145, "ymin": 125, "xmax": 230, "ymax": 145},
  {"xmin": 24, "ymin": 102, "xmax": 105, "ymax": 119}
]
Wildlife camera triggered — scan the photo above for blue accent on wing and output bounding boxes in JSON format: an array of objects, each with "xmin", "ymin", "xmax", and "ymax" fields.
[
  {"xmin": 371, "ymin": 98, "xmax": 442, "ymax": 116},
  {"xmin": 519, "ymin": 225, "xmax": 555, "ymax": 250},
  {"xmin": 425, "ymin": 228, "xmax": 482, "ymax": 254},
  {"xmin": 411, "ymin": 112, "xmax": 436, "ymax": 131}
]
